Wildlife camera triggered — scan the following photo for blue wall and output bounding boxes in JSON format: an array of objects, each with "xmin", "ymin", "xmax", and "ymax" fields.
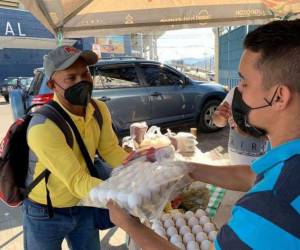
[
  {"xmin": 0, "ymin": 8, "xmax": 132, "ymax": 82},
  {"xmin": 0, "ymin": 48, "xmax": 50, "ymax": 79},
  {"xmin": 0, "ymin": 8, "xmax": 54, "ymax": 38},
  {"xmin": 219, "ymin": 25, "xmax": 258, "ymax": 89}
]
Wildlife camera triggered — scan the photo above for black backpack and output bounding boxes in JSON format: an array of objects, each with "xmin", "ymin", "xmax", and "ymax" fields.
[{"xmin": 0, "ymin": 99, "xmax": 102, "ymax": 208}]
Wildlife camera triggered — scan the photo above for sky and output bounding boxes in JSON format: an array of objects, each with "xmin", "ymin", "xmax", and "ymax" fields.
[{"xmin": 157, "ymin": 28, "xmax": 215, "ymax": 62}]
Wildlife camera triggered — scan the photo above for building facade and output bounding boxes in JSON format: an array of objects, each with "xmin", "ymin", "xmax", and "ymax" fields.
[{"xmin": 218, "ymin": 25, "xmax": 258, "ymax": 89}]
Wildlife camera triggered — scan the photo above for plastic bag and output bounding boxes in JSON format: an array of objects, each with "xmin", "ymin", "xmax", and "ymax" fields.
[
  {"xmin": 140, "ymin": 126, "xmax": 171, "ymax": 149},
  {"xmin": 175, "ymin": 132, "xmax": 198, "ymax": 153},
  {"xmin": 79, "ymin": 146, "xmax": 192, "ymax": 220},
  {"xmin": 130, "ymin": 122, "xmax": 148, "ymax": 144}
]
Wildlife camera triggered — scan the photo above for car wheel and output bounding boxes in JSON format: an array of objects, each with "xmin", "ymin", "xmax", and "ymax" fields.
[
  {"xmin": 198, "ymin": 99, "xmax": 221, "ymax": 133},
  {"xmin": 4, "ymin": 95, "xmax": 9, "ymax": 103}
]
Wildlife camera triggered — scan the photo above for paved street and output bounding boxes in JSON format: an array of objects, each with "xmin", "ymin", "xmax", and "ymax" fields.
[{"xmin": 0, "ymin": 96, "xmax": 240, "ymax": 250}]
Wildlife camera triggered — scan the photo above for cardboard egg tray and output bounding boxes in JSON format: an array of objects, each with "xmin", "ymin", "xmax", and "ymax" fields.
[{"xmin": 150, "ymin": 209, "xmax": 218, "ymax": 250}]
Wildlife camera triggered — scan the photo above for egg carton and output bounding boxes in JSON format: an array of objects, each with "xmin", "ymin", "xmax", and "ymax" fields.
[
  {"xmin": 80, "ymin": 158, "xmax": 192, "ymax": 220},
  {"xmin": 150, "ymin": 209, "xmax": 218, "ymax": 250}
]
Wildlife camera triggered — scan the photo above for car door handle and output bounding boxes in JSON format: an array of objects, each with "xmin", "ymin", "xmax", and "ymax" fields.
[
  {"xmin": 151, "ymin": 92, "xmax": 162, "ymax": 97},
  {"xmin": 99, "ymin": 96, "xmax": 111, "ymax": 102}
]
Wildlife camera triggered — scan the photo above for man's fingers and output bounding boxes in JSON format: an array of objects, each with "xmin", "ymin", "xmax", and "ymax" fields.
[{"xmin": 107, "ymin": 199, "xmax": 117, "ymax": 209}]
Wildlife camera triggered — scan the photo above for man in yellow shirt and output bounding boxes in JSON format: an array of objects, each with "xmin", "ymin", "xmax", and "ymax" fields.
[{"xmin": 23, "ymin": 46, "xmax": 128, "ymax": 250}]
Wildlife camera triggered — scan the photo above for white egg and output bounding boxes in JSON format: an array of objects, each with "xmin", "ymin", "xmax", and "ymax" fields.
[
  {"xmin": 200, "ymin": 239, "xmax": 211, "ymax": 250},
  {"xmin": 195, "ymin": 232, "xmax": 208, "ymax": 243},
  {"xmin": 151, "ymin": 218, "xmax": 162, "ymax": 225},
  {"xmin": 152, "ymin": 192, "xmax": 161, "ymax": 202},
  {"xmin": 170, "ymin": 234, "xmax": 182, "ymax": 244},
  {"xmin": 170, "ymin": 209, "xmax": 181, "ymax": 216},
  {"xmin": 199, "ymin": 216, "xmax": 210, "ymax": 225},
  {"xmin": 151, "ymin": 222, "xmax": 163, "ymax": 229},
  {"xmin": 174, "ymin": 241, "xmax": 186, "ymax": 250},
  {"xmin": 192, "ymin": 225, "xmax": 203, "ymax": 234},
  {"xmin": 203, "ymin": 222, "xmax": 215, "ymax": 233},
  {"xmin": 161, "ymin": 213, "xmax": 172, "ymax": 221},
  {"xmin": 195, "ymin": 209, "xmax": 206, "ymax": 218},
  {"xmin": 106, "ymin": 190, "xmax": 118, "ymax": 200},
  {"xmin": 97, "ymin": 189, "xmax": 108, "ymax": 203},
  {"xmin": 138, "ymin": 186, "xmax": 152, "ymax": 201},
  {"xmin": 117, "ymin": 181, "xmax": 128, "ymax": 189},
  {"xmin": 176, "ymin": 218, "xmax": 187, "ymax": 227},
  {"xmin": 127, "ymin": 193, "xmax": 142, "ymax": 209},
  {"xmin": 151, "ymin": 223, "xmax": 164, "ymax": 230},
  {"xmin": 167, "ymin": 226, "xmax": 178, "ymax": 237},
  {"xmin": 179, "ymin": 225, "xmax": 191, "ymax": 235},
  {"xmin": 183, "ymin": 232, "xmax": 195, "ymax": 243},
  {"xmin": 89, "ymin": 188, "xmax": 99, "ymax": 202},
  {"xmin": 154, "ymin": 227, "xmax": 166, "ymax": 237},
  {"xmin": 116, "ymin": 192, "xmax": 128, "ymax": 204},
  {"xmin": 172, "ymin": 212, "xmax": 184, "ymax": 220},
  {"xmin": 208, "ymin": 231, "xmax": 218, "ymax": 241},
  {"xmin": 187, "ymin": 241, "xmax": 200, "ymax": 250},
  {"xmin": 188, "ymin": 216, "xmax": 199, "ymax": 227},
  {"xmin": 149, "ymin": 182, "xmax": 160, "ymax": 194},
  {"xmin": 164, "ymin": 218, "xmax": 175, "ymax": 228},
  {"xmin": 184, "ymin": 211, "xmax": 194, "ymax": 220}
]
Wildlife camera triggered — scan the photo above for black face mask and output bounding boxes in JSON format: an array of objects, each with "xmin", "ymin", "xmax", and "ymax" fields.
[
  {"xmin": 55, "ymin": 80, "xmax": 93, "ymax": 107},
  {"xmin": 232, "ymin": 86, "xmax": 279, "ymax": 137}
]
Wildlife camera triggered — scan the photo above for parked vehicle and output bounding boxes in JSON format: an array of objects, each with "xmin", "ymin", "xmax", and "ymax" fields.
[
  {"xmin": 0, "ymin": 77, "xmax": 32, "ymax": 102},
  {"xmin": 10, "ymin": 58, "xmax": 228, "ymax": 136}
]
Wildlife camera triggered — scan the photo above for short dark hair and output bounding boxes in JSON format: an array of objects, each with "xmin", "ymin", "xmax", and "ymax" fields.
[{"xmin": 244, "ymin": 19, "xmax": 300, "ymax": 91}]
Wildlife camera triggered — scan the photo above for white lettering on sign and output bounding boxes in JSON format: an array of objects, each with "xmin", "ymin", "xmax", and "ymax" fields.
[
  {"xmin": 5, "ymin": 22, "xmax": 15, "ymax": 36},
  {"xmin": 18, "ymin": 22, "xmax": 26, "ymax": 36},
  {"xmin": 4, "ymin": 21, "xmax": 26, "ymax": 36}
]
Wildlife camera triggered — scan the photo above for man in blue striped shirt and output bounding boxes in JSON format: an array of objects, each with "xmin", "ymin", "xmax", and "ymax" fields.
[
  {"xmin": 190, "ymin": 20, "xmax": 300, "ymax": 249},
  {"xmin": 106, "ymin": 20, "xmax": 300, "ymax": 250}
]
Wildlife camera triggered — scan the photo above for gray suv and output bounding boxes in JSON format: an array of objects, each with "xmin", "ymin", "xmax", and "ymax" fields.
[{"xmin": 10, "ymin": 58, "xmax": 228, "ymax": 136}]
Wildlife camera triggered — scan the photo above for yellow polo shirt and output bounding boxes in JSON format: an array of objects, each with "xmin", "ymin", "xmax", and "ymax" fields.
[{"xmin": 27, "ymin": 95, "xmax": 128, "ymax": 207}]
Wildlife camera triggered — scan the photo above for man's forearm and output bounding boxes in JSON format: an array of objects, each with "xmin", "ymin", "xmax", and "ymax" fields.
[
  {"xmin": 125, "ymin": 219, "xmax": 177, "ymax": 250},
  {"xmin": 189, "ymin": 163, "xmax": 256, "ymax": 192}
]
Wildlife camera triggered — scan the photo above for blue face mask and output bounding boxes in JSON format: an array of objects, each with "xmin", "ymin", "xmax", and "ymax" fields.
[
  {"xmin": 232, "ymin": 86, "xmax": 279, "ymax": 137},
  {"xmin": 55, "ymin": 80, "xmax": 93, "ymax": 107}
]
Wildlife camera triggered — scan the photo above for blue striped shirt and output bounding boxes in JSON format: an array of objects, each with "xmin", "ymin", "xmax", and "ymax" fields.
[{"xmin": 215, "ymin": 139, "xmax": 300, "ymax": 249}]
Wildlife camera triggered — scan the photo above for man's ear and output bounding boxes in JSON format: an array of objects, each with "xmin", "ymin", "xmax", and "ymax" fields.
[
  {"xmin": 275, "ymin": 85, "xmax": 291, "ymax": 110},
  {"xmin": 47, "ymin": 79, "xmax": 55, "ymax": 90}
]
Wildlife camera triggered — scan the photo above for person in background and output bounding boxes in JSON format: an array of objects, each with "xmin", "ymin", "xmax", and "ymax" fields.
[
  {"xmin": 212, "ymin": 87, "xmax": 267, "ymax": 165},
  {"xmin": 23, "ymin": 46, "xmax": 128, "ymax": 250},
  {"xmin": 108, "ymin": 19, "xmax": 300, "ymax": 250}
]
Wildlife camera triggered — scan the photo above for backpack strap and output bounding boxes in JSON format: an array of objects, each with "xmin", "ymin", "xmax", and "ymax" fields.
[
  {"xmin": 90, "ymin": 99, "xmax": 103, "ymax": 130},
  {"xmin": 35, "ymin": 103, "xmax": 74, "ymax": 147},
  {"xmin": 24, "ymin": 102, "xmax": 74, "ymax": 218}
]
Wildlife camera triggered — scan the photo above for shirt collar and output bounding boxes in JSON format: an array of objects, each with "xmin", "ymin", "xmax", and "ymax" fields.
[
  {"xmin": 52, "ymin": 94, "xmax": 95, "ymax": 123},
  {"xmin": 251, "ymin": 138, "xmax": 300, "ymax": 175}
]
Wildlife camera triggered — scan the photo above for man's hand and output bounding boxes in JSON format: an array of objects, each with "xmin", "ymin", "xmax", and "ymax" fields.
[
  {"xmin": 107, "ymin": 200, "xmax": 178, "ymax": 250},
  {"xmin": 107, "ymin": 200, "xmax": 139, "ymax": 231},
  {"xmin": 213, "ymin": 101, "xmax": 231, "ymax": 127},
  {"xmin": 216, "ymin": 101, "xmax": 231, "ymax": 119}
]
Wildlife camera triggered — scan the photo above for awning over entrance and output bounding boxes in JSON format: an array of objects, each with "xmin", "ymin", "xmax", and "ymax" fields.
[{"xmin": 19, "ymin": 0, "xmax": 300, "ymax": 37}]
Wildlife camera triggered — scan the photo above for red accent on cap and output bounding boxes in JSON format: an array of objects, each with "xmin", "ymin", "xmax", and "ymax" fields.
[{"xmin": 64, "ymin": 47, "xmax": 79, "ymax": 55}]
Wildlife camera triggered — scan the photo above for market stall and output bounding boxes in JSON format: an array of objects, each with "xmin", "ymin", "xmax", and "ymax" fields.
[{"xmin": 79, "ymin": 122, "xmax": 229, "ymax": 250}]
